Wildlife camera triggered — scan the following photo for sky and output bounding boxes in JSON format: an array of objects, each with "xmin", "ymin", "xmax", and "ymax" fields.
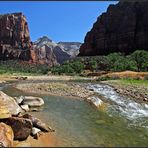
[{"xmin": 0, "ymin": 1, "xmax": 118, "ymax": 43}]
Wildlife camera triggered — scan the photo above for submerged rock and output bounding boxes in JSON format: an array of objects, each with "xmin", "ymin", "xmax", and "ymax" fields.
[
  {"xmin": 0, "ymin": 122, "xmax": 14, "ymax": 147},
  {"xmin": 0, "ymin": 117, "xmax": 32, "ymax": 141},
  {"xmin": 95, "ymin": 120, "xmax": 106, "ymax": 125},
  {"xmin": 22, "ymin": 114, "xmax": 55, "ymax": 132}
]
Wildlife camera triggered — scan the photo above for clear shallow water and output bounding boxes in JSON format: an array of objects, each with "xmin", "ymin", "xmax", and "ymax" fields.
[
  {"xmin": 2, "ymin": 83, "xmax": 148, "ymax": 147},
  {"xmin": 88, "ymin": 84, "xmax": 148, "ymax": 128}
]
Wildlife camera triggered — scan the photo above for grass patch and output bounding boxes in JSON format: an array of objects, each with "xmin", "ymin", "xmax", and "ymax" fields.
[{"xmin": 119, "ymin": 79, "xmax": 148, "ymax": 87}]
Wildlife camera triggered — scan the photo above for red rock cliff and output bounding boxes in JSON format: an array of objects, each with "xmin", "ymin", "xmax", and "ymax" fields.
[
  {"xmin": 0, "ymin": 12, "xmax": 57, "ymax": 66},
  {"xmin": 79, "ymin": 1, "xmax": 148, "ymax": 56},
  {"xmin": 0, "ymin": 12, "xmax": 32, "ymax": 60}
]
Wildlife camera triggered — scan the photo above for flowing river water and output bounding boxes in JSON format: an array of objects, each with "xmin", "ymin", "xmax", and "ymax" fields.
[{"xmin": 1, "ymin": 81, "xmax": 148, "ymax": 147}]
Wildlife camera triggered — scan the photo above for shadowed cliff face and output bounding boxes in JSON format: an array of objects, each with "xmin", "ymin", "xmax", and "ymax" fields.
[{"xmin": 79, "ymin": 1, "xmax": 148, "ymax": 56}]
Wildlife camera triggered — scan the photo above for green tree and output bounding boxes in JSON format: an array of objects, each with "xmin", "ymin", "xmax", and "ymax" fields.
[
  {"xmin": 89, "ymin": 58, "xmax": 97, "ymax": 71},
  {"xmin": 106, "ymin": 52, "xmax": 124, "ymax": 71},
  {"xmin": 130, "ymin": 50, "xmax": 148, "ymax": 71},
  {"xmin": 70, "ymin": 61, "xmax": 84, "ymax": 73}
]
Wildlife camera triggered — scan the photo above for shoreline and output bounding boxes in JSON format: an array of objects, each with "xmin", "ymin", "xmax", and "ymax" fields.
[
  {"xmin": 14, "ymin": 81, "xmax": 94, "ymax": 100},
  {"xmin": 101, "ymin": 80, "xmax": 148, "ymax": 104}
]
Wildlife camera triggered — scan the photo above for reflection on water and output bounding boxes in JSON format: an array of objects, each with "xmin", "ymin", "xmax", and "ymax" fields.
[{"xmin": 2, "ymin": 84, "xmax": 148, "ymax": 147}]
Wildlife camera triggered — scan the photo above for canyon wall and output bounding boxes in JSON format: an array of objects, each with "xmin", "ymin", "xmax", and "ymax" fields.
[{"xmin": 79, "ymin": 1, "xmax": 148, "ymax": 56}]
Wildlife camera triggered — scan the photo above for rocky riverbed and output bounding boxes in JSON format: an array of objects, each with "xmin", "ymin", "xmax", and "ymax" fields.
[{"xmin": 15, "ymin": 82, "xmax": 94, "ymax": 99}]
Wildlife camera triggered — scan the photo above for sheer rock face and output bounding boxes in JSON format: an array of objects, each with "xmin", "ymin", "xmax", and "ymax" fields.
[
  {"xmin": 0, "ymin": 12, "xmax": 30, "ymax": 49},
  {"xmin": 0, "ymin": 12, "xmax": 32, "ymax": 61},
  {"xmin": 0, "ymin": 13, "xmax": 57, "ymax": 66},
  {"xmin": 79, "ymin": 1, "xmax": 148, "ymax": 56}
]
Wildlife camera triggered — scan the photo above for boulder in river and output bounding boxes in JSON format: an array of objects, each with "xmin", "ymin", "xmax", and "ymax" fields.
[
  {"xmin": 0, "ymin": 122, "xmax": 14, "ymax": 147},
  {"xmin": 22, "ymin": 96, "xmax": 44, "ymax": 107},
  {"xmin": 0, "ymin": 91, "xmax": 23, "ymax": 115},
  {"xmin": 87, "ymin": 96, "xmax": 106, "ymax": 110},
  {"xmin": 0, "ymin": 117, "xmax": 32, "ymax": 141},
  {"xmin": 22, "ymin": 114, "xmax": 55, "ymax": 132}
]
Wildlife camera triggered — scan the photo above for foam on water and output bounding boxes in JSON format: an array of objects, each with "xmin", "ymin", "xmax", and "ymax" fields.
[{"xmin": 88, "ymin": 84, "xmax": 148, "ymax": 120}]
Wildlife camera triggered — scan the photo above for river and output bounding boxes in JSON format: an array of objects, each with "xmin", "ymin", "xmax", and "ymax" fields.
[{"xmin": 1, "ymin": 80, "xmax": 148, "ymax": 147}]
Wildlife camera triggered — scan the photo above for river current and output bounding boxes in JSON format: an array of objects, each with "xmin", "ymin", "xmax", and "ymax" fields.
[{"xmin": 1, "ymin": 81, "xmax": 148, "ymax": 147}]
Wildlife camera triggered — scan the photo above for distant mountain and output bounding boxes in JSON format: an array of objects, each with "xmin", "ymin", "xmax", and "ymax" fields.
[
  {"xmin": 58, "ymin": 42, "xmax": 82, "ymax": 57},
  {"xmin": 34, "ymin": 36, "xmax": 82, "ymax": 64}
]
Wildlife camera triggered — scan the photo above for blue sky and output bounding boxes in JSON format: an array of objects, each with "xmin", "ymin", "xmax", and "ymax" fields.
[{"xmin": 0, "ymin": 1, "xmax": 118, "ymax": 42}]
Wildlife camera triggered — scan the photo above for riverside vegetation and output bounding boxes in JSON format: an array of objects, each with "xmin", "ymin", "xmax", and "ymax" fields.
[
  {"xmin": 0, "ymin": 50, "xmax": 147, "ymax": 76},
  {"xmin": 50, "ymin": 50, "xmax": 148, "ymax": 75}
]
